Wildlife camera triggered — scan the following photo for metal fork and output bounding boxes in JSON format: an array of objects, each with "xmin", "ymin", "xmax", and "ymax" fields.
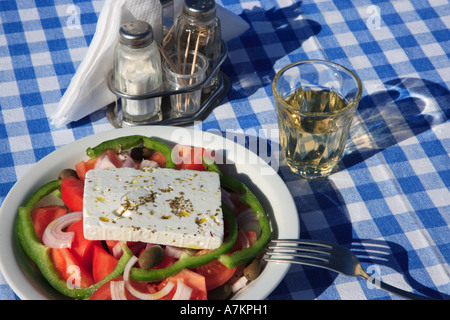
[{"xmin": 264, "ymin": 239, "xmax": 436, "ymax": 300}]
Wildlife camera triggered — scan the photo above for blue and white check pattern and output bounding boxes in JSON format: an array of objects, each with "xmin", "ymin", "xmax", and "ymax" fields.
[{"xmin": 0, "ymin": 0, "xmax": 449, "ymax": 300}]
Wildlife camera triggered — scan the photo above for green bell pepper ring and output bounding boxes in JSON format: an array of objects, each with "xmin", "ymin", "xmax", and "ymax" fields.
[
  {"xmin": 203, "ymin": 158, "xmax": 271, "ymax": 269},
  {"xmin": 16, "ymin": 180, "xmax": 134, "ymax": 299},
  {"xmin": 130, "ymin": 203, "xmax": 238, "ymax": 282},
  {"xmin": 86, "ymin": 135, "xmax": 142, "ymax": 159},
  {"xmin": 86, "ymin": 135, "xmax": 175, "ymax": 168}
]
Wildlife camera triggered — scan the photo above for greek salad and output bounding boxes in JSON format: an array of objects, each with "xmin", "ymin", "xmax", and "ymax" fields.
[{"xmin": 16, "ymin": 135, "xmax": 271, "ymax": 300}]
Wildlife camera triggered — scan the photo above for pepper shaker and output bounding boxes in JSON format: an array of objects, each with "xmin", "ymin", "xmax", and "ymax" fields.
[
  {"xmin": 174, "ymin": 0, "xmax": 222, "ymax": 94},
  {"xmin": 113, "ymin": 20, "xmax": 163, "ymax": 125}
]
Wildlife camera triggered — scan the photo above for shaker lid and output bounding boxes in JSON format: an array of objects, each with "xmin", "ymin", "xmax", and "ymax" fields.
[
  {"xmin": 183, "ymin": 0, "xmax": 216, "ymax": 21},
  {"xmin": 119, "ymin": 20, "xmax": 154, "ymax": 48}
]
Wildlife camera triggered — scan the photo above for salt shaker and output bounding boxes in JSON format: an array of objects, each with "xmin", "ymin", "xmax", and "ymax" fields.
[
  {"xmin": 113, "ymin": 20, "xmax": 163, "ymax": 124},
  {"xmin": 174, "ymin": 0, "xmax": 222, "ymax": 93}
]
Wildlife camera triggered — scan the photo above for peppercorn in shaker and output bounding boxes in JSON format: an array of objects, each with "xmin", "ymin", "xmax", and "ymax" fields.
[
  {"xmin": 113, "ymin": 20, "xmax": 163, "ymax": 125},
  {"xmin": 174, "ymin": 0, "xmax": 222, "ymax": 94}
]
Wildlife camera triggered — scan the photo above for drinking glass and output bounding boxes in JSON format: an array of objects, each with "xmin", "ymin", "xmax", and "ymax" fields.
[
  {"xmin": 163, "ymin": 51, "xmax": 208, "ymax": 116},
  {"xmin": 272, "ymin": 59, "xmax": 363, "ymax": 179}
]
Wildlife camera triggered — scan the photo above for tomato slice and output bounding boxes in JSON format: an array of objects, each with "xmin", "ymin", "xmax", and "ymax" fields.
[
  {"xmin": 105, "ymin": 240, "xmax": 145, "ymax": 258},
  {"xmin": 154, "ymin": 252, "xmax": 177, "ymax": 269},
  {"xmin": 149, "ymin": 151, "xmax": 166, "ymax": 168},
  {"xmin": 194, "ymin": 250, "xmax": 237, "ymax": 291},
  {"xmin": 91, "ymin": 269, "xmax": 207, "ymax": 300},
  {"xmin": 232, "ymin": 231, "xmax": 258, "ymax": 252},
  {"xmin": 105, "ymin": 149, "xmax": 123, "ymax": 168},
  {"xmin": 60, "ymin": 176, "xmax": 84, "ymax": 212},
  {"xmin": 246, "ymin": 231, "xmax": 257, "ymax": 246},
  {"xmin": 50, "ymin": 248, "xmax": 94, "ymax": 288},
  {"xmin": 75, "ymin": 158, "xmax": 96, "ymax": 180},
  {"xmin": 90, "ymin": 275, "xmax": 178, "ymax": 300},
  {"xmin": 30, "ymin": 205, "xmax": 67, "ymax": 242},
  {"xmin": 105, "ymin": 240, "xmax": 119, "ymax": 254},
  {"xmin": 66, "ymin": 219, "xmax": 100, "ymax": 271},
  {"xmin": 89, "ymin": 276, "xmax": 147, "ymax": 300},
  {"xmin": 173, "ymin": 145, "xmax": 215, "ymax": 171},
  {"xmin": 89, "ymin": 278, "xmax": 114, "ymax": 300},
  {"xmin": 92, "ymin": 245, "xmax": 119, "ymax": 283},
  {"xmin": 158, "ymin": 269, "xmax": 207, "ymax": 300}
]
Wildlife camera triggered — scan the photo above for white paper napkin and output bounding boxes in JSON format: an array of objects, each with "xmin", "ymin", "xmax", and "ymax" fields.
[{"xmin": 51, "ymin": 0, "xmax": 249, "ymax": 128}]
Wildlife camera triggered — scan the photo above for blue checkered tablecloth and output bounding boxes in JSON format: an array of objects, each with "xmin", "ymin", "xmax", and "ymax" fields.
[{"xmin": 0, "ymin": 0, "xmax": 448, "ymax": 300}]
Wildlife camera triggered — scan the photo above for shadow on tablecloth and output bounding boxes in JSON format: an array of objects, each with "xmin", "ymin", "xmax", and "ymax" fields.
[
  {"xmin": 343, "ymin": 77, "xmax": 449, "ymax": 169},
  {"xmin": 222, "ymin": 2, "xmax": 322, "ymax": 103},
  {"xmin": 352, "ymin": 239, "xmax": 449, "ymax": 300}
]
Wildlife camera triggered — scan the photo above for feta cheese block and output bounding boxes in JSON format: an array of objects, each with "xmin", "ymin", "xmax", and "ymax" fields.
[{"xmin": 83, "ymin": 167, "xmax": 224, "ymax": 249}]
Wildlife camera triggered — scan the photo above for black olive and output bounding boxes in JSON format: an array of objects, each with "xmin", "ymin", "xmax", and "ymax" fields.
[
  {"xmin": 58, "ymin": 168, "xmax": 78, "ymax": 180},
  {"xmin": 130, "ymin": 147, "xmax": 154, "ymax": 161},
  {"xmin": 138, "ymin": 245, "xmax": 165, "ymax": 270}
]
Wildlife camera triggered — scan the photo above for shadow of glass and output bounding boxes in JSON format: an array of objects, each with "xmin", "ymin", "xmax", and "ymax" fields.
[
  {"xmin": 222, "ymin": 2, "xmax": 322, "ymax": 102},
  {"xmin": 341, "ymin": 77, "xmax": 449, "ymax": 169},
  {"xmin": 351, "ymin": 239, "xmax": 449, "ymax": 300}
]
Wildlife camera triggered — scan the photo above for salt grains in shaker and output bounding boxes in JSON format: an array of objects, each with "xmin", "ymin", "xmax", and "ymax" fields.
[
  {"xmin": 113, "ymin": 20, "xmax": 163, "ymax": 124},
  {"xmin": 174, "ymin": 0, "xmax": 221, "ymax": 93}
]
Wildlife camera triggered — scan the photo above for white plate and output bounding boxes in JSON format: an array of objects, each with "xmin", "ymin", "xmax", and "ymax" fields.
[{"xmin": 0, "ymin": 126, "xmax": 299, "ymax": 300}]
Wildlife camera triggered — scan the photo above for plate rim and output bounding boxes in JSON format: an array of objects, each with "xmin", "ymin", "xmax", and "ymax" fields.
[{"xmin": 0, "ymin": 126, "xmax": 299, "ymax": 300}]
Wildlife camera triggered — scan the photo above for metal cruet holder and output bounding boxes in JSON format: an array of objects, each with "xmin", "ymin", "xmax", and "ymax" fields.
[{"xmin": 106, "ymin": 40, "xmax": 230, "ymax": 128}]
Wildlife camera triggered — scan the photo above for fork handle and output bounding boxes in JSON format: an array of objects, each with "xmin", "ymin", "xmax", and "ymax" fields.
[{"xmin": 357, "ymin": 266, "xmax": 435, "ymax": 300}]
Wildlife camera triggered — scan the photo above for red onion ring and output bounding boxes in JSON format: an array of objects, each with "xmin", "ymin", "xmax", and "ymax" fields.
[
  {"xmin": 110, "ymin": 280, "xmax": 127, "ymax": 300},
  {"xmin": 123, "ymin": 256, "xmax": 174, "ymax": 300},
  {"xmin": 236, "ymin": 208, "xmax": 261, "ymax": 237},
  {"xmin": 112, "ymin": 241, "xmax": 125, "ymax": 259},
  {"xmin": 42, "ymin": 211, "xmax": 82, "ymax": 248},
  {"xmin": 172, "ymin": 279, "xmax": 192, "ymax": 300}
]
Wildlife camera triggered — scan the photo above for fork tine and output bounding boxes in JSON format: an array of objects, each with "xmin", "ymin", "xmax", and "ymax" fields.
[
  {"xmin": 264, "ymin": 239, "xmax": 335, "ymax": 268},
  {"xmin": 270, "ymin": 239, "xmax": 333, "ymax": 248},
  {"xmin": 265, "ymin": 251, "xmax": 330, "ymax": 262},
  {"xmin": 268, "ymin": 239, "xmax": 333, "ymax": 257},
  {"xmin": 263, "ymin": 255, "xmax": 332, "ymax": 270},
  {"xmin": 264, "ymin": 239, "xmax": 343, "ymax": 274}
]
